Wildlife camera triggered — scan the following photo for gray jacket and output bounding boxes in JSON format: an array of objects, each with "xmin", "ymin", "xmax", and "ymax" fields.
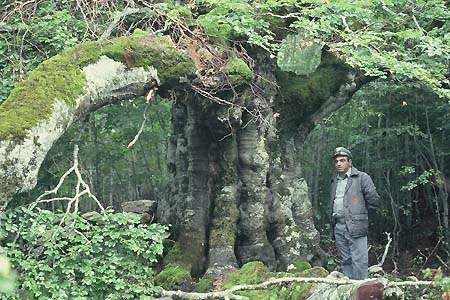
[{"xmin": 329, "ymin": 167, "xmax": 380, "ymax": 239}]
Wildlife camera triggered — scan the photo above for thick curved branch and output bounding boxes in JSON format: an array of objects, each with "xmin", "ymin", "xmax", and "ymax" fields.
[{"xmin": 309, "ymin": 72, "xmax": 369, "ymax": 127}]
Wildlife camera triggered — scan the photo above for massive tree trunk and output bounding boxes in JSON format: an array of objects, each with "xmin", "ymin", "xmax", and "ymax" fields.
[
  {"xmin": 157, "ymin": 53, "xmax": 367, "ymax": 277},
  {"xmin": 0, "ymin": 32, "xmax": 366, "ymax": 278}
]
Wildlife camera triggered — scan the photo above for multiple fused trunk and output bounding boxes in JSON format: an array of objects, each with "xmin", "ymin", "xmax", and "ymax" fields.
[{"xmin": 158, "ymin": 82, "xmax": 321, "ymax": 277}]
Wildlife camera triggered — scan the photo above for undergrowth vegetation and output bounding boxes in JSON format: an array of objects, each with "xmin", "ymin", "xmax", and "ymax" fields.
[{"xmin": 0, "ymin": 207, "xmax": 167, "ymax": 299}]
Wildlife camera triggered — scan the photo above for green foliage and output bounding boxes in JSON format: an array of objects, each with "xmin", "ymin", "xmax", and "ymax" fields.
[
  {"xmin": 277, "ymin": 34, "xmax": 322, "ymax": 75},
  {"xmin": 193, "ymin": 0, "xmax": 449, "ymax": 98},
  {"xmin": 302, "ymin": 79, "xmax": 450, "ymax": 252},
  {"xmin": 0, "ymin": 207, "xmax": 167, "ymax": 299},
  {"xmin": 194, "ymin": 0, "xmax": 276, "ymax": 51},
  {"xmin": 0, "ymin": 1, "xmax": 88, "ymax": 104},
  {"xmin": 400, "ymin": 168, "xmax": 435, "ymax": 191},
  {"xmin": 289, "ymin": 0, "xmax": 450, "ymax": 98},
  {"xmin": 435, "ymin": 276, "xmax": 450, "ymax": 293}
]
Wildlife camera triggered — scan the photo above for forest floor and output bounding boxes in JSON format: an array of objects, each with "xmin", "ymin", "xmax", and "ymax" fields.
[{"xmin": 324, "ymin": 238, "xmax": 450, "ymax": 281}]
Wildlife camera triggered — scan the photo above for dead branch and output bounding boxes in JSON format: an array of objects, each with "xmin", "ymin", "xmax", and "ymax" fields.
[
  {"xmin": 29, "ymin": 145, "xmax": 105, "ymax": 214},
  {"xmin": 127, "ymin": 104, "xmax": 150, "ymax": 149},
  {"xmin": 375, "ymin": 232, "xmax": 393, "ymax": 267},
  {"xmin": 99, "ymin": 7, "xmax": 150, "ymax": 40}
]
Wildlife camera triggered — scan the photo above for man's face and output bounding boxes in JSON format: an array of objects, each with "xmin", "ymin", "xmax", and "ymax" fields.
[{"xmin": 334, "ymin": 155, "xmax": 352, "ymax": 175}]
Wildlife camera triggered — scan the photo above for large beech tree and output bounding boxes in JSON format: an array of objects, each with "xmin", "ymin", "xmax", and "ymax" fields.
[{"xmin": 0, "ymin": 0, "xmax": 449, "ymax": 279}]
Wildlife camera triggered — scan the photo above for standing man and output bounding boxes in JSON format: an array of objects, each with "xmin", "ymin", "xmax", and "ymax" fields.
[{"xmin": 329, "ymin": 147, "xmax": 379, "ymax": 280}]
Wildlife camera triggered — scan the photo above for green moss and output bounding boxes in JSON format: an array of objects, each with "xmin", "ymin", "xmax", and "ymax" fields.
[
  {"xmin": 223, "ymin": 261, "xmax": 270, "ymax": 289},
  {"xmin": 131, "ymin": 28, "xmax": 148, "ymax": 37},
  {"xmin": 0, "ymin": 32, "xmax": 195, "ymax": 141},
  {"xmin": 288, "ymin": 260, "xmax": 312, "ymax": 273},
  {"xmin": 299, "ymin": 266, "xmax": 329, "ymax": 278},
  {"xmin": 0, "ymin": 53, "xmax": 86, "ymax": 140},
  {"xmin": 154, "ymin": 263, "xmax": 192, "ymax": 290},
  {"xmin": 69, "ymin": 33, "xmax": 195, "ymax": 85},
  {"xmin": 222, "ymin": 261, "xmax": 272, "ymax": 298},
  {"xmin": 223, "ymin": 262, "xmax": 322, "ymax": 300},
  {"xmin": 194, "ymin": 276, "xmax": 214, "ymax": 292},
  {"xmin": 224, "ymin": 58, "xmax": 253, "ymax": 86},
  {"xmin": 163, "ymin": 242, "xmax": 189, "ymax": 267}
]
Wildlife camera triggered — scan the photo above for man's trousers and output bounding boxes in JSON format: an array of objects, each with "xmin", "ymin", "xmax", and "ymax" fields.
[{"xmin": 334, "ymin": 222, "xmax": 368, "ymax": 280}]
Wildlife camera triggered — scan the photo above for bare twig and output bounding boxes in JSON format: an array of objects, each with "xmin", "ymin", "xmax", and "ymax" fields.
[
  {"xmin": 418, "ymin": 238, "xmax": 441, "ymax": 270},
  {"xmin": 412, "ymin": 13, "xmax": 424, "ymax": 34},
  {"xmin": 127, "ymin": 104, "xmax": 150, "ymax": 149},
  {"xmin": 29, "ymin": 145, "xmax": 105, "ymax": 214},
  {"xmin": 99, "ymin": 7, "xmax": 149, "ymax": 40},
  {"xmin": 436, "ymin": 254, "xmax": 450, "ymax": 270},
  {"xmin": 374, "ymin": 232, "xmax": 392, "ymax": 267}
]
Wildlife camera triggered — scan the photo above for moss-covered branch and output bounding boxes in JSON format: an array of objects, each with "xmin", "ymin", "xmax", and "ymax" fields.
[
  {"xmin": 0, "ymin": 31, "xmax": 195, "ymax": 210},
  {"xmin": 158, "ymin": 276, "xmax": 435, "ymax": 300}
]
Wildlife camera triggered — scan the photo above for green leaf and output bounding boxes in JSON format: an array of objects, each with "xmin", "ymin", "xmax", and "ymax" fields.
[{"xmin": 277, "ymin": 33, "xmax": 322, "ymax": 75}]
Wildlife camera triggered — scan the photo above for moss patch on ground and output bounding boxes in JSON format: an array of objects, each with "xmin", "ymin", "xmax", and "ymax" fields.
[
  {"xmin": 154, "ymin": 263, "xmax": 192, "ymax": 290},
  {"xmin": 219, "ymin": 261, "xmax": 328, "ymax": 300}
]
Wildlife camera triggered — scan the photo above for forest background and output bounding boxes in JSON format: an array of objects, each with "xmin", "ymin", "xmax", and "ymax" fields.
[{"xmin": 0, "ymin": 0, "xmax": 449, "ymax": 299}]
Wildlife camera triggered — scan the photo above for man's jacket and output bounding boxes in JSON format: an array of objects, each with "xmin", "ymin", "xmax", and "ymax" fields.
[{"xmin": 329, "ymin": 167, "xmax": 380, "ymax": 239}]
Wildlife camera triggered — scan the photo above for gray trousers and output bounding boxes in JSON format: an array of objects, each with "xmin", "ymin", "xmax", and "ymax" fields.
[{"xmin": 334, "ymin": 223, "xmax": 368, "ymax": 280}]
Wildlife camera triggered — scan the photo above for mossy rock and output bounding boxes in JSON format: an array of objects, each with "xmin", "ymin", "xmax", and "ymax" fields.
[
  {"xmin": 223, "ymin": 261, "xmax": 270, "ymax": 289},
  {"xmin": 300, "ymin": 266, "xmax": 329, "ymax": 278},
  {"xmin": 287, "ymin": 259, "xmax": 312, "ymax": 273},
  {"xmin": 154, "ymin": 263, "xmax": 192, "ymax": 291}
]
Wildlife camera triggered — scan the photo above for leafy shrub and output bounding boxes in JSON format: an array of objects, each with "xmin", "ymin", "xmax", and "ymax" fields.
[{"xmin": 0, "ymin": 207, "xmax": 167, "ymax": 299}]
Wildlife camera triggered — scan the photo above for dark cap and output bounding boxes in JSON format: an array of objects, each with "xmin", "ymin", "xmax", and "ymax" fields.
[{"xmin": 333, "ymin": 147, "xmax": 352, "ymax": 159}]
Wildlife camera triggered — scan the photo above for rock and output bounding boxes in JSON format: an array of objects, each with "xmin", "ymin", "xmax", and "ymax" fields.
[
  {"xmin": 121, "ymin": 200, "xmax": 157, "ymax": 214},
  {"xmin": 139, "ymin": 212, "xmax": 154, "ymax": 224},
  {"xmin": 355, "ymin": 280, "xmax": 384, "ymax": 300},
  {"xmin": 81, "ymin": 211, "xmax": 103, "ymax": 222}
]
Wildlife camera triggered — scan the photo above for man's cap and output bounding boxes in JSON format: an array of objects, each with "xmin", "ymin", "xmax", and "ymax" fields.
[{"xmin": 333, "ymin": 147, "xmax": 352, "ymax": 159}]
